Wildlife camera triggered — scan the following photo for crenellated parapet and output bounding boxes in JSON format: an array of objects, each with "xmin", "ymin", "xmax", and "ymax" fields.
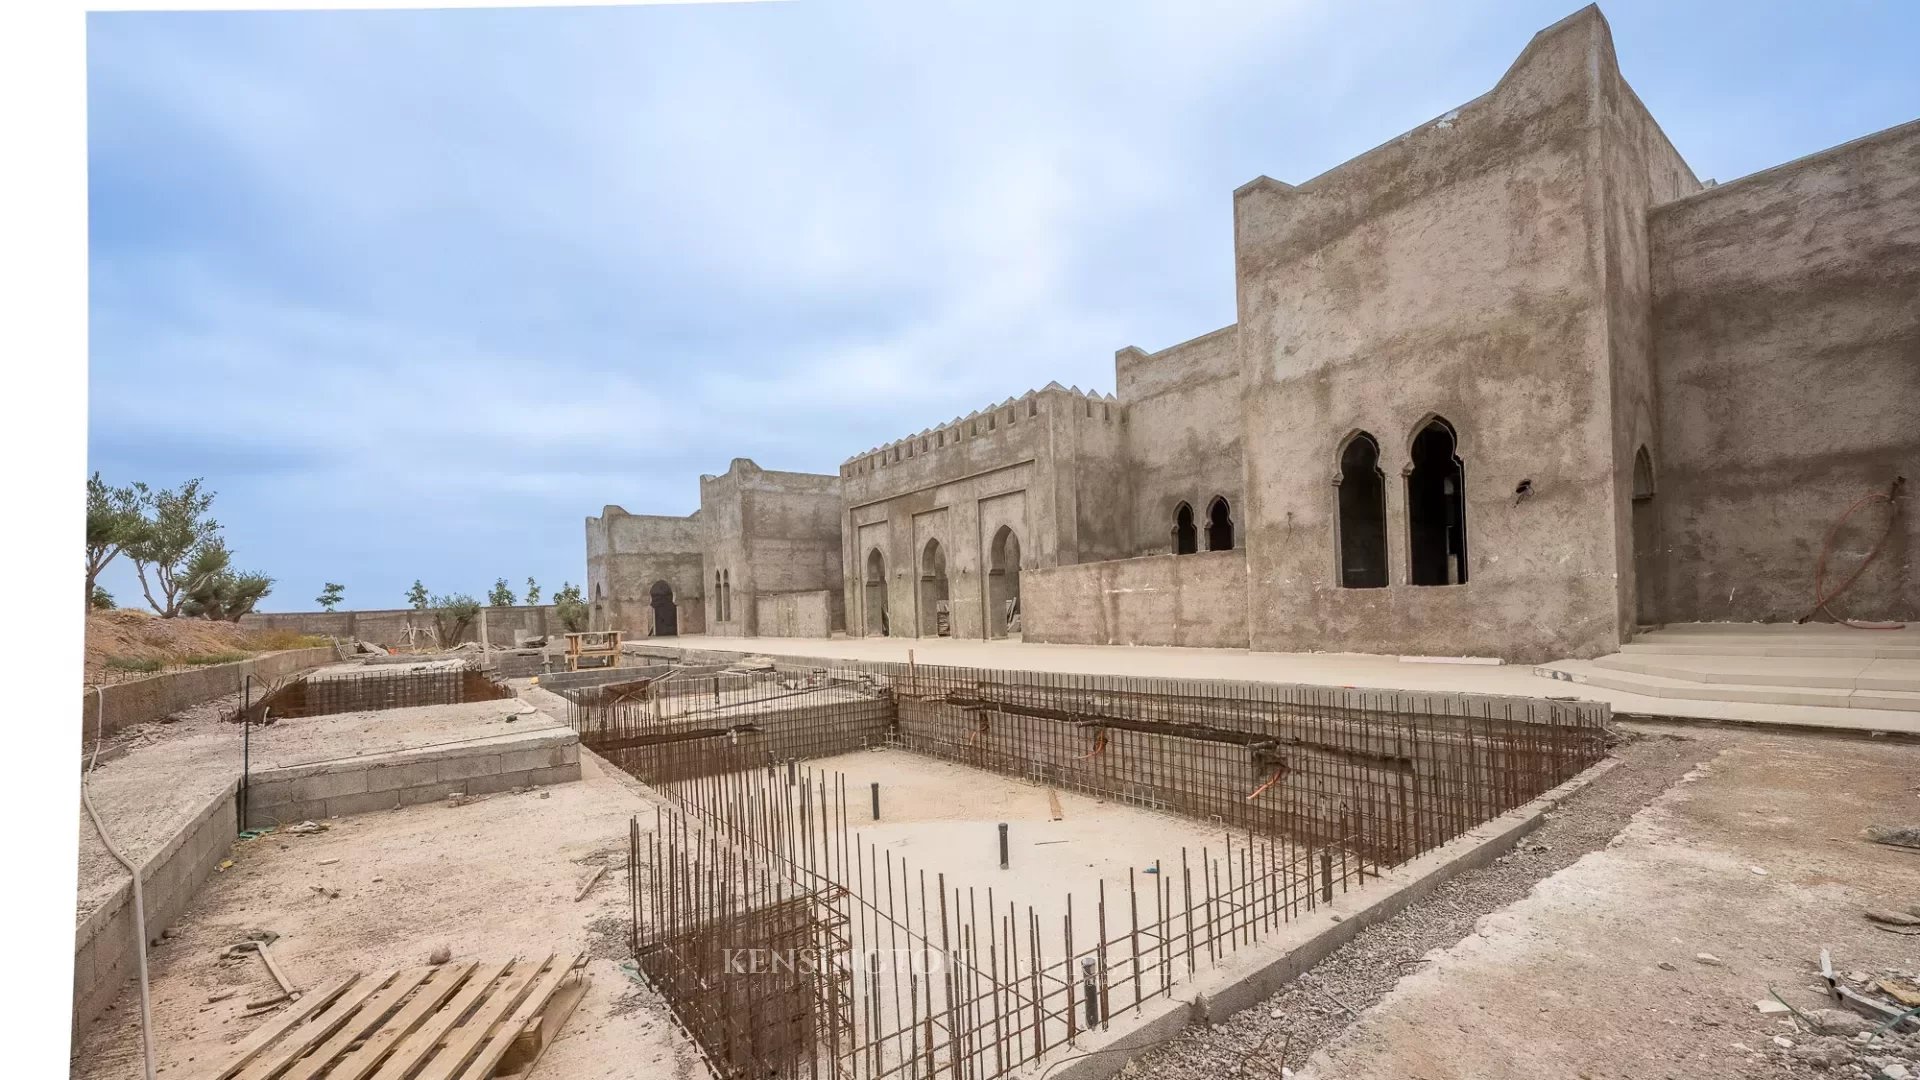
[{"xmin": 838, "ymin": 383, "xmax": 1123, "ymax": 479}]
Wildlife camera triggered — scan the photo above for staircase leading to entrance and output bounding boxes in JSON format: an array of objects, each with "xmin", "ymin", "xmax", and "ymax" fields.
[{"xmin": 1535, "ymin": 623, "xmax": 1920, "ymax": 713}]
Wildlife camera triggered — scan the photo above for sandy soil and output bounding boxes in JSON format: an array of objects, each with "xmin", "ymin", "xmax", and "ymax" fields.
[
  {"xmin": 78, "ymin": 692, "xmax": 560, "ymax": 925},
  {"xmin": 84, "ymin": 609, "xmax": 324, "ymax": 686},
  {"xmin": 72, "ymin": 752, "xmax": 705, "ymax": 1080},
  {"xmin": 1296, "ymin": 725, "xmax": 1920, "ymax": 1080}
]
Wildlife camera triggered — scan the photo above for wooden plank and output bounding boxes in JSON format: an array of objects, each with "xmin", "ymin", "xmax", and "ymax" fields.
[
  {"xmin": 327, "ymin": 964, "xmax": 476, "ymax": 1080},
  {"xmin": 1047, "ymin": 788, "xmax": 1064, "ymax": 821},
  {"xmin": 277, "ymin": 968, "xmax": 436, "ymax": 1080},
  {"xmin": 411, "ymin": 954, "xmax": 555, "ymax": 1080},
  {"xmin": 452, "ymin": 956, "xmax": 579, "ymax": 1080},
  {"xmin": 233, "ymin": 972, "xmax": 394, "ymax": 1080},
  {"xmin": 493, "ymin": 973, "xmax": 589, "ymax": 1079},
  {"xmin": 366, "ymin": 961, "xmax": 513, "ymax": 1080},
  {"xmin": 212, "ymin": 976, "xmax": 360, "ymax": 1080}
]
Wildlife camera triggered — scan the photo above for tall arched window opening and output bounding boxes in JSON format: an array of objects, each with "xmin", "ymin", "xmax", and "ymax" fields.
[
  {"xmin": 1337, "ymin": 433, "xmax": 1389, "ymax": 588},
  {"xmin": 1172, "ymin": 502, "xmax": 1198, "ymax": 555},
  {"xmin": 1407, "ymin": 417, "xmax": 1468, "ymax": 585}
]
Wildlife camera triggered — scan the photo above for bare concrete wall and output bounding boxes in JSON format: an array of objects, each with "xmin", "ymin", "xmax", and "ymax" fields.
[
  {"xmin": 703, "ymin": 460, "xmax": 844, "ymax": 636},
  {"xmin": 586, "ymin": 507, "xmax": 706, "ymax": 636},
  {"xmin": 752, "ymin": 590, "xmax": 835, "ymax": 638},
  {"xmin": 1650, "ymin": 120, "xmax": 1920, "ymax": 624},
  {"xmin": 840, "ymin": 388, "xmax": 1120, "ymax": 640},
  {"xmin": 1022, "ymin": 550, "xmax": 1249, "ymax": 648},
  {"xmin": 1119, "ymin": 325, "xmax": 1244, "ymax": 556},
  {"xmin": 1233, "ymin": 9, "xmax": 1634, "ymax": 664}
]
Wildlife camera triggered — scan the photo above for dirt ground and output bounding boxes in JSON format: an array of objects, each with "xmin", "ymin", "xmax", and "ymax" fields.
[
  {"xmin": 72, "ymin": 751, "xmax": 705, "ymax": 1080},
  {"xmin": 78, "ymin": 690, "xmax": 560, "ymax": 925},
  {"xmin": 84, "ymin": 609, "xmax": 325, "ymax": 686},
  {"xmin": 1287, "ymin": 724, "xmax": 1920, "ymax": 1080}
]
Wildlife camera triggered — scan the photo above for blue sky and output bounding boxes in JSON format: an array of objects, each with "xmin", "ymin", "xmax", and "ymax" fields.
[{"xmin": 85, "ymin": 0, "xmax": 1919, "ymax": 613}]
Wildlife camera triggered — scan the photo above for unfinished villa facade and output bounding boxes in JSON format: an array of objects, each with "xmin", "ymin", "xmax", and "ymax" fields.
[{"xmin": 588, "ymin": 6, "xmax": 1918, "ymax": 664}]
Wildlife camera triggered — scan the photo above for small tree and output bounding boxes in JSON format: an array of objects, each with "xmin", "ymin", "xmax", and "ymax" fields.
[
  {"xmin": 85, "ymin": 472, "xmax": 148, "ymax": 611},
  {"xmin": 406, "ymin": 580, "xmax": 429, "ymax": 610},
  {"xmin": 126, "ymin": 478, "xmax": 218, "ymax": 618},
  {"xmin": 430, "ymin": 593, "xmax": 482, "ymax": 646},
  {"xmin": 317, "ymin": 582, "xmax": 345, "ymax": 611},
  {"xmin": 524, "ymin": 577, "xmax": 541, "ymax": 605},
  {"xmin": 552, "ymin": 581, "xmax": 588, "ymax": 633},
  {"xmin": 91, "ymin": 585, "xmax": 115, "ymax": 610},
  {"xmin": 178, "ymin": 539, "xmax": 275, "ymax": 621},
  {"xmin": 488, "ymin": 577, "xmax": 517, "ymax": 607}
]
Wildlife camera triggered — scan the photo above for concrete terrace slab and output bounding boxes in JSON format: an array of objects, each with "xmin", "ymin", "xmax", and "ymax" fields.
[
  {"xmin": 1297, "ymin": 726, "xmax": 1920, "ymax": 1080},
  {"xmin": 669, "ymin": 634, "xmax": 1920, "ymax": 736}
]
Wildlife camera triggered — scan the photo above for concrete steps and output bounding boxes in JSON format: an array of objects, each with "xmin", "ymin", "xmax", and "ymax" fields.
[{"xmin": 1534, "ymin": 622, "xmax": 1920, "ymax": 713}]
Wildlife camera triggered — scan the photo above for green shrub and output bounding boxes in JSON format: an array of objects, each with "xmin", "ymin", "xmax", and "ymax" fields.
[{"xmin": 105, "ymin": 656, "xmax": 164, "ymax": 673}]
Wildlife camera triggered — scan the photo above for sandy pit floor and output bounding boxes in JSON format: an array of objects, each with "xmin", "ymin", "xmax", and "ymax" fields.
[
  {"xmin": 78, "ymin": 692, "xmax": 562, "ymax": 926},
  {"xmin": 808, "ymin": 748, "xmax": 1278, "ymax": 945},
  {"xmin": 72, "ymin": 752, "xmax": 705, "ymax": 1080},
  {"xmin": 1294, "ymin": 725, "xmax": 1920, "ymax": 1080}
]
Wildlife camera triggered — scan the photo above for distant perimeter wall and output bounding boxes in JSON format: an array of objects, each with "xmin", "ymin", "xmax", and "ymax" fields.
[
  {"xmin": 1650, "ymin": 120, "xmax": 1920, "ymax": 624},
  {"xmin": 241, "ymin": 606, "xmax": 559, "ymax": 648},
  {"xmin": 1022, "ymin": 551, "xmax": 1249, "ymax": 649}
]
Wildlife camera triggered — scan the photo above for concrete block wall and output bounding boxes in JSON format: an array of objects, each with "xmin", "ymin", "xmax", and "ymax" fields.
[
  {"xmin": 242, "ymin": 732, "xmax": 581, "ymax": 829},
  {"xmin": 241, "ymin": 606, "xmax": 559, "ymax": 648},
  {"xmin": 1022, "ymin": 550, "xmax": 1249, "ymax": 648},
  {"xmin": 82, "ymin": 645, "xmax": 339, "ymax": 741},
  {"xmin": 74, "ymin": 779, "xmax": 239, "ymax": 1048}
]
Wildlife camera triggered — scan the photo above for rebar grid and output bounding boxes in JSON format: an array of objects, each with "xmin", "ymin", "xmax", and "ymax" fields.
[
  {"xmin": 594, "ymin": 660, "xmax": 1609, "ymax": 1080},
  {"xmin": 243, "ymin": 666, "xmax": 513, "ymax": 720}
]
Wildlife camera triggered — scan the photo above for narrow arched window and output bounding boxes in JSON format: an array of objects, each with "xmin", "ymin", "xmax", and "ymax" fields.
[
  {"xmin": 1336, "ymin": 432, "xmax": 1388, "ymax": 588},
  {"xmin": 1205, "ymin": 497, "xmax": 1234, "ymax": 552},
  {"xmin": 1172, "ymin": 502, "xmax": 1198, "ymax": 555},
  {"xmin": 1407, "ymin": 417, "xmax": 1468, "ymax": 585}
]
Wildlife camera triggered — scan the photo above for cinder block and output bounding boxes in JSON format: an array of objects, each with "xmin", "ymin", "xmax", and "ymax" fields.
[
  {"xmin": 367, "ymin": 759, "xmax": 441, "ymax": 794},
  {"xmin": 465, "ymin": 770, "xmax": 530, "ymax": 796},
  {"xmin": 398, "ymin": 783, "xmax": 451, "ymax": 807},
  {"xmin": 323, "ymin": 789, "xmax": 403, "ymax": 819},
  {"xmin": 526, "ymin": 763, "xmax": 582, "ymax": 787},
  {"xmin": 437, "ymin": 752, "xmax": 506, "ymax": 782},
  {"xmin": 290, "ymin": 768, "xmax": 370, "ymax": 803}
]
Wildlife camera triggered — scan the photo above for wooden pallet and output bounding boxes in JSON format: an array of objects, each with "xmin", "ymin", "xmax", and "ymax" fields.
[{"xmin": 210, "ymin": 954, "xmax": 587, "ymax": 1080}]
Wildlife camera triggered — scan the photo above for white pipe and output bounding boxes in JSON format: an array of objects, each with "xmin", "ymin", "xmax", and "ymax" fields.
[{"xmin": 82, "ymin": 684, "xmax": 157, "ymax": 1080}]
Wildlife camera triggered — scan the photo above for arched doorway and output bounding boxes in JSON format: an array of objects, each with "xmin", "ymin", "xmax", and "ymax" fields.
[
  {"xmin": 1172, "ymin": 503, "xmax": 1198, "ymax": 555},
  {"xmin": 1407, "ymin": 417, "xmax": 1468, "ymax": 585},
  {"xmin": 918, "ymin": 538, "xmax": 950, "ymax": 637},
  {"xmin": 1205, "ymin": 496, "xmax": 1234, "ymax": 551},
  {"xmin": 987, "ymin": 526, "xmax": 1022, "ymax": 638},
  {"xmin": 1631, "ymin": 445, "xmax": 1659, "ymax": 627},
  {"xmin": 864, "ymin": 549, "xmax": 889, "ymax": 637},
  {"xmin": 649, "ymin": 580, "xmax": 677, "ymax": 637}
]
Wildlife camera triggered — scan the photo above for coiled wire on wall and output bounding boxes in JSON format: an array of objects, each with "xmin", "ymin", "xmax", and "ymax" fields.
[
  {"xmin": 1800, "ymin": 476, "xmax": 1908, "ymax": 630},
  {"xmin": 81, "ymin": 684, "xmax": 157, "ymax": 1080}
]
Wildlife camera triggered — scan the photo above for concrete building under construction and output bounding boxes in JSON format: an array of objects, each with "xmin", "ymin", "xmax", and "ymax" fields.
[{"xmin": 587, "ymin": 6, "xmax": 1917, "ymax": 664}]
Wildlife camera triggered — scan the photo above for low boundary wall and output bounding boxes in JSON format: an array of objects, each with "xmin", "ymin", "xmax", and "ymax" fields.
[
  {"xmin": 1022, "ymin": 550, "xmax": 1250, "ymax": 648},
  {"xmin": 82, "ymin": 645, "xmax": 339, "ymax": 741},
  {"xmin": 74, "ymin": 779, "xmax": 238, "ymax": 1050},
  {"xmin": 243, "ymin": 730, "xmax": 581, "ymax": 829}
]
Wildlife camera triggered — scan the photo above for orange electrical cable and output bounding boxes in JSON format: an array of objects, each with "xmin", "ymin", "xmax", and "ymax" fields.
[{"xmin": 1246, "ymin": 764, "xmax": 1290, "ymax": 802}]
